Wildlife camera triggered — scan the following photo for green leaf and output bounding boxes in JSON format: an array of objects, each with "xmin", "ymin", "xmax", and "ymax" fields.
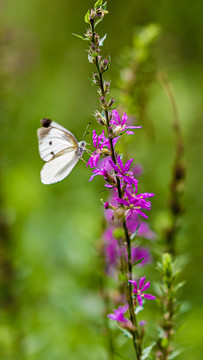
[
  {"xmin": 133, "ymin": 258, "xmax": 144, "ymax": 266},
  {"xmin": 72, "ymin": 33, "xmax": 89, "ymax": 41},
  {"xmin": 94, "ymin": 17, "xmax": 103, "ymax": 28},
  {"xmin": 130, "ymin": 224, "xmax": 140, "ymax": 240},
  {"xmin": 101, "ymin": 1, "xmax": 107, "ymax": 10},
  {"xmin": 174, "ymin": 280, "xmax": 186, "ymax": 293},
  {"xmin": 168, "ymin": 349, "xmax": 182, "ymax": 359},
  {"xmin": 99, "ymin": 33, "xmax": 107, "ymax": 46},
  {"xmin": 94, "ymin": 0, "xmax": 103, "ymax": 10},
  {"xmin": 115, "ymin": 352, "xmax": 131, "ymax": 360},
  {"xmin": 120, "ymin": 328, "xmax": 133, "ymax": 339},
  {"xmin": 141, "ymin": 342, "xmax": 155, "ymax": 360},
  {"xmin": 84, "ymin": 9, "xmax": 90, "ymax": 24},
  {"xmin": 88, "ymin": 54, "xmax": 94, "ymax": 63},
  {"xmin": 135, "ymin": 304, "xmax": 144, "ymax": 315}
]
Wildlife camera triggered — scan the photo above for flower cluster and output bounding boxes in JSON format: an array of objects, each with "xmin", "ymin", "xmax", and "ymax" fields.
[
  {"xmin": 86, "ymin": 109, "xmax": 156, "ymax": 329},
  {"xmin": 87, "ymin": 116, "xmax": 155, "ymax": 218}
]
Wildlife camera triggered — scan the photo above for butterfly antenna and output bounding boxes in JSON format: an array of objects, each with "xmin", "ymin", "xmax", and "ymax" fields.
[{"xmin": 83, "ymin": 121, "xmax": 92, "ymax": 141}]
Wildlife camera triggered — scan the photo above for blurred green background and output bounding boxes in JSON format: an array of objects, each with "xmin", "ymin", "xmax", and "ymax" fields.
[{"xmin": 0, "ymin": 0, "xmax": 202, "ymax": 359}]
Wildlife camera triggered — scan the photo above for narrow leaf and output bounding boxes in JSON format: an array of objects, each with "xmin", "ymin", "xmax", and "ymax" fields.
[
  {"xmin": 131, "ymin": 224, "xmax": 140, "ymax": 240},
  {"xmin": 99, "ymin": 33, "xmax": 107, "ymax": 46},
  {"xmin": 84, "ymin": 10, "xmax": 90, "ymax": 24},
  {"xmin": 115, "ymin": 352, "xmax": 131, "ymax": 360},
  {"xmin": 94, "ymin": 0, "xmax": 103, "ymax": 10},
  {"xmin": 72, "ymin": 33, "xmax": 89, "ymax": 41},
  {"xmin": 174, "ymin": 281, "xmax": 186, "ymax": 292},
  {"xmin": 120, "ymin": 328, "xmax": 133, "ymax": 339},
  {"xmin": 133, "ymin": 258, "xmax": 144, "ymax": 266},
  {"xmin": 141, "ymin": 342, "xmax": 155, "ymax": 360},
  {"xmin": 168, "ymin": 349, "xmax": 182, "ymax": 360},
  {"xmin": 101, "ymin": 1, "xmax": 107, "ymax": 10},
  {"xmin": 135, "ymin": 304, "xmax": 144, "ymax": 315},
  {"xmin": 94, "ymin": 17, "xmax": 103, "ymax": 28}
]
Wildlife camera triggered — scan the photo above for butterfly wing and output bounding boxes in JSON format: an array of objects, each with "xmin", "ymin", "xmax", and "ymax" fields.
[
  {"xmin": 40, "ymin": 147, "xmax": 79, "ymax": 184},
  {"xmin": 37, "ymin": 119, "xmax": 78, "ymax": 161}
]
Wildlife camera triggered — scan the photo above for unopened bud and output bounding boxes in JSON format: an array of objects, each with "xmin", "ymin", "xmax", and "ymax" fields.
[
  {"xmin": 104, "ymin": 202, "xmax": 109, "ymax": 209},
  {"xmin": 94, "ymin": 111, "xmax": 106, "ymax": 125},
  {"xmin": 108, "ymin": 98, "xmax": 115, "ymax": 109},
  {"xmin": 104, "ymin": 81, "xmax": 110, "ymax": 94}
]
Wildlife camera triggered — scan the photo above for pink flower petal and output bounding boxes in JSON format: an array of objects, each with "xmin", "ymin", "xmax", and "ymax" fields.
[
  {"xmin": 137, "ymin": 295, "xmax": 143, "ymax": 307},
  {"xmin": 141, "ymin": 281, "xmax": 150, "ymax": 292},
  {"xmin": 143, "ymin": 294, "xmax": 156, "ymax": 301},
  {"xmin": 139, "ymin": 276, "xmax": 146, "ymax": 290}
]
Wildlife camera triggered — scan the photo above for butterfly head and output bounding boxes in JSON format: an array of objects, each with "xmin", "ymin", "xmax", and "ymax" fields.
[{"xmin": 77, "ymin": 140, "xmax": 86, "ymax": 157}]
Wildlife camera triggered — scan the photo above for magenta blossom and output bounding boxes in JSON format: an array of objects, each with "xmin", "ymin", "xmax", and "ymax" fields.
[
  {"xmin": 86, "ymin": 130, "xmax": 107, "ymax": 168},
  {"xmin": 129, "ymin": 276, "xmax": 156, "ymax": 307},
  {"xmin": 88, "ymin": 157, "xmax": 114, "ymax": 183},
  {"xmin": 132, "ymin": 164, "xmax": 143, "ymax": 177},
  {"xmin": 139, "ymin": 320, "xmax": 147, "ymax": 326},
  {"xmin": 103, "ymin": 228, "xmax": 120, "ymax": 273},
  {"xmin": 126, "ymin": 213, "xmax": 156, "ymax": 240},
  {"xmin": 109, "ymin": 156, "xmax": 138, "ymax": 189},
  {"xmin": 108, "ymin": 304, "xmax": 129, "ymax": 323},
  {"xmin": 87, "ymin": 130, "xmax": 120, "ymax": 168},
  {"xmin": 131, "ymin": 246, "xmax": 151, "ymax": 266},
  {"xmin": 110, "ymin": 110, "xmax": 142, "ymax": 135},
  {"xmin": 116, "ymin": 189, "xmax": 155, "ymax": 219}
]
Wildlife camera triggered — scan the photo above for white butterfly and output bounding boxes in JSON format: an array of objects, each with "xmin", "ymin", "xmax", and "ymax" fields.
[{"xmin": 37, "ymin": 118, "xmax": 86, "ymax": 184}]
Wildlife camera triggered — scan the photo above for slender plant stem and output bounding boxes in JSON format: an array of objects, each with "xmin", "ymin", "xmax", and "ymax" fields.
[
  {"xmin": 90, "ymin": 21, "xmax": 142, "ymax": 360},
  {"xmin": 155, "ymin": 72, "xmax": 185, "ymax": 359},
  {"xmin": 157, "ymin": 71, "xmax": 185, "ymax": 256}
]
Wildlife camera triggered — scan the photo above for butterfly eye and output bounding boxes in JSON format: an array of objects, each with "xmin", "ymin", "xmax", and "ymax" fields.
[
  {"xmin": 81, "ymin": 141, "xmax": 86, "ymax": 147},
  {"xmin": 41, "ymin": 118, "xmax": 52, "ymax": 127},
  {"xmin": 49, "ymin": 141, "xmax": 52, "ymax": 145}
]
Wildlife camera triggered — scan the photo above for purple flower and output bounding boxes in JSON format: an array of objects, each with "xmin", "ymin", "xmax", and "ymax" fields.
[
  {"xmin": 129, "ymin": 276, "xmax": 156, "ymax": 307},
  {"xmin": 131, "ymin": 247, "xmax": 151, "ymax": 266},
  {"xmin": 108, "ymin": 304, "xmax": 129, "ymax": 323},
  {"xmin": 132, "ymin": 164, "xmax": 143, "ymax": 177},
  {"xmin": 139, "ymin": 320, "xmax": 147, "ymax": 326},
  {"xmin": 86, "ymin": 130, "xmax": 108, "ymax": 168},
  {"xmin": 87, "ymin": 130, "xmax": 120, "ymax": 168},
  {"xmin": 109, "ymin": 156, "xmax": 138, "ymax": 189},
  {"xmin": 116, "ymin": 189, "xmax": 155, "ymax": 219},
  {"xmin": 88, "ymin": 157, "xmax": 114, "ymax": 183},
  {"xmin": 110, "ymin": 110, "xmax": 142, "ymax": 135},
  {"xmin": 138, "ymin": 222, "xmax": 156, "ymax": 240},
  {"xmin": 103, "ymin": 228, "xmax": 120, "ymax": 273},
  {"xmin": 126, "ymin": 213, "xmax": 156, "ymax": 240}
]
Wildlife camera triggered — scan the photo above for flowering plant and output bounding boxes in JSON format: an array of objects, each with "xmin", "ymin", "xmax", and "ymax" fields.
[{"xmin": 74, "ymin": 1, "xmax": 157, "ymax": 358}]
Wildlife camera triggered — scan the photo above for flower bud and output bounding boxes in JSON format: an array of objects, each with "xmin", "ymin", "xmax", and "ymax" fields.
[
  {"xmin": 108, "ymin": 98, "xmax": 115, "ymax": 109},
  {"xmin": 104, "ymin": 81, "xmax": 110, "ymax": 94},
  {"xmin": 104, "ymin": 202, "xmax": 109, "ymax": 209},
  {"xmin": 94, "ymin": 111, "xmax": 106, "ymax": 125},
  {"xmin": 92, "ymin": 72, "xmax": 100, "ymax": 86}
]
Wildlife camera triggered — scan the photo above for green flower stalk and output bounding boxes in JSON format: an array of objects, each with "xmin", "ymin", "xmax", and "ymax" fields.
[
  {"xmin": 156, "ymin": 253, "xmax": 184, "ymax": 360},
  {"xmin": 74, "ymin": 1, "xmax": 156, "ymax": 359}
]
